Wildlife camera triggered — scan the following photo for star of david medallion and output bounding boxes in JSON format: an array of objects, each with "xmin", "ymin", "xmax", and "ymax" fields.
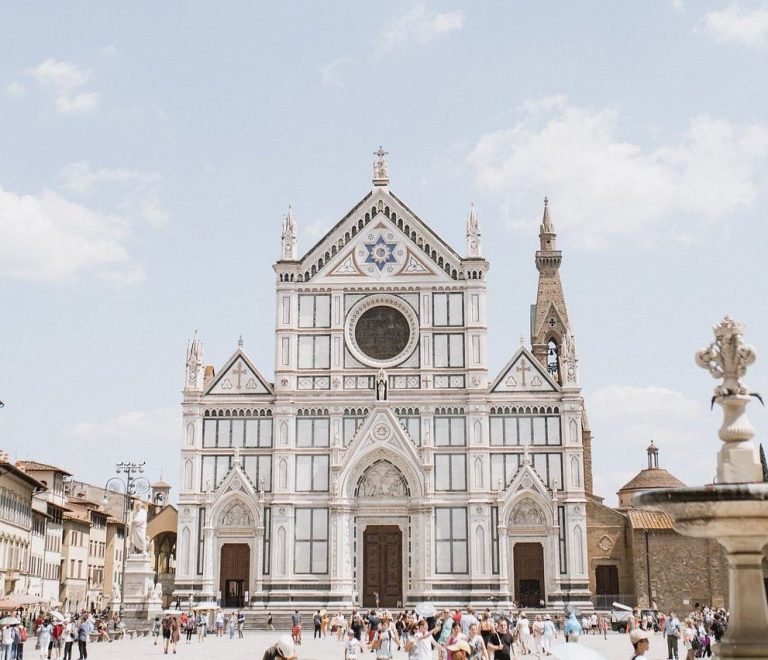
[{"xmin": 365, "ymin": 236, "xmax": 398, "ymax": 271}]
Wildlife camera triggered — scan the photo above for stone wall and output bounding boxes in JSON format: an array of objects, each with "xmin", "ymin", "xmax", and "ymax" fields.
[
  {"xmin": 586, "ymin": 497, "xmax": 633, "ymax": 600},
  {"xmin": 630, "ymin": 529, "xmax": 727, "ymax": 612}
]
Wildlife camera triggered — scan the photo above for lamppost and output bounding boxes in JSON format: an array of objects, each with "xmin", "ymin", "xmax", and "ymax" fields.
[{"xmin": 104, "ymin": 462, "xmax": 150, "ymax": 615}]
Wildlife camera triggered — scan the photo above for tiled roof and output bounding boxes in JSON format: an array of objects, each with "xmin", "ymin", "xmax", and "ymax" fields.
[
  {"xmin": 618, "ymin": 468, "xmax": 685, "ymax": 492},
  {"xmin": 626, "ymin": 509, "xmax": 675, "ymax": 530},
  {"xmin": 63, "ymin": 511, "xmax": 91, "ymax": 523},
  {"xmin": 16, "ymin": 460, "xmax": 72, "ymax": 476},
  {"xmin": 0, "ymin": 462, "xmax": 48, "ymax": 490},
  {"xmin": 151, "ymin": 479, "xmax": 171, "ymax": 489}
]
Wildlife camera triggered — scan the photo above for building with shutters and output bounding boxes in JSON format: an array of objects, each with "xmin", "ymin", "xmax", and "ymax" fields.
[{"xmin": 173, "ymin": 152, "xmax": 593, "ymax": 610}]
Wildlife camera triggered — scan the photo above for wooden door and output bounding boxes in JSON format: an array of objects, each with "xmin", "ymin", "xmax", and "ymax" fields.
[
  {"xmin": 513, "ymin": 542, "xmax": 545, "ymax": 608},
  {"xmin": 219, "ymin": 543, "xmax": 249, "ymax": 607},
  {"xmin": 595, "ymin": 564, "xmax": 619, "ymax": 595},
  {"xmin": 363, "ymin": 526, "xmax": 402, "ymax": 608}
]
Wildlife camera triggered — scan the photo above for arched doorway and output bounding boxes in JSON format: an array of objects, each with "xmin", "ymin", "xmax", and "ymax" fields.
[{"xmin": 514, "ymin": 542, "xmax": 545, "ymax": 608}]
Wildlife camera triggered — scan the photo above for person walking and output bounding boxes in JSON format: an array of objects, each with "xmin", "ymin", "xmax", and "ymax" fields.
[
  {"xmin": 563, "ymin": 612, "xmax": 581, "ymax": 644},
  {"xmin": 682, "ymin": 618, "xmax": 698, "ymax": 660},
  {"xmin": 267, "ymin": 612, "xmax": 273, "ymax": 631},
  {"xmin": 37, "ymin": 621, "xmax": 52, "ymax": 660},
  {"xmin": 170, "ymin": 618, "xmax": 180, "ymax": 654},
  {"xmin": 514, "ymin": 613, "xmax": 530, "ymax": 655},
  {"xmin": 196, "ymin": 613, "xmax": 206, "ymax": 642},
  {"xmin": 486, "ymin": 618, "xmax": 515, "ymax": 660},
  {"xmin": 291, "ymin": 611, "xmax": 302, "ymax": 646},
  {"xmin": 152, "ymin": 616, "xmax": 161, "ymax": 646},
  {"xmin": 184, "ymin": 616, "xmax": 194, "ymax": 644},
  {"xmin": 413, "ymin": 619, "xmax": 440, "ymax": 660},
  {"xmin": 345, "ymin": 630, "xmax": 363, "ymax": 660},
  {"xmin": 467, "ymin": 623, "xmax": 488, "ymax": 660},
  {"xmin": 2, "ymin": 624, "xmax": 15, "ymax": 660},
  {"xmin": 313, "ymin": 611, "xmax": 322, "ymax": 640},
  {"xmin": 374, "ymin": 617, "xmax": 400, "ymax": 660},
  {"xmin": 531, "ymin": 615, "xmax": 544, "ymax": 657},
  {"xmin": 542, "ymin": 615, "xmax": 556, "ymax": 656},
  {"xmin": 665, "ymin": 611, "xmax": 681, "ymax": 660},
  {"xmin": 75, "ymin": 618, "xmax": 89, "ymax": 660},
  {"xmin": 214, "ymin": 610, "xmax": 224, "ymax": 637},
  {"xmin": 162, "ymin": 616, "xmax": 172, "ymax": 654},
  {"xmin": 237, "ymin": 611, "xmax": 245, "ymax": 639},
  {"xmin": 61, "ymin": 619, "xmax": 74, "ymax": 660}
]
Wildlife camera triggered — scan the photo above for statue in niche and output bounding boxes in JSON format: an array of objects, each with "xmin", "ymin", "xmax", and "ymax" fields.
[
  {"xmin": 376, "ymin": 368, "xmax": 388, "ymax": 401},
  {"xmin": 511, "ymin": 499, "xmax": 545, "ymax": 526},
  {"xmin": 358, "ymin": 462, "xmax": 407, "ymax": 497}
]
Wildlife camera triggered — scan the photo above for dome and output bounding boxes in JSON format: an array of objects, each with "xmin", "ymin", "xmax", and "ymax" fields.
[{"xmin": 618, "ymin": 468, "xmax": 685, "ymax": 492}]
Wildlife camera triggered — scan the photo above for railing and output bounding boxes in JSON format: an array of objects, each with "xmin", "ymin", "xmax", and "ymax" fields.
[{"xmin": 591, "ymin": 593, "xmax": 637, "ymax": 610}]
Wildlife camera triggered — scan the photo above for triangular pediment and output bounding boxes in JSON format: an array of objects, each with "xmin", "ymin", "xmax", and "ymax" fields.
[
  {"xmin": 534, "ymin": 301, "xmax": 569, "ymax": 340},
  {"xmin": 490, "ymin": 346, "xmax": 559, "ymax": 393},
  {"xmin": 205, "ymin": 350, "xmax": 273, "ymax": 396},
  {"xmin": 507, "ymin": 458, "xmax": 550, "ymax": 499},
  {"xmin": 297, "ymin": 188, "xmax": 463, "ymax": 283},
  {"xmin": 213, "ymin": 460, "xmax": 259, "ymax": 500}
]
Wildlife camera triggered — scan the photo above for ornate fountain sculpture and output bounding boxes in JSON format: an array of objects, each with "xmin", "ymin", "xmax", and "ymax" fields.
[{"xmin": 635, "ymin": 316, "xmax": 768, "ymax": 660}]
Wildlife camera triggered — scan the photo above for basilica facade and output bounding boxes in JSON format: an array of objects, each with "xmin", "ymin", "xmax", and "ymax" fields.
[{"xmin": 173, "ymin": 154, "xmax": 593, "ymax": 611}]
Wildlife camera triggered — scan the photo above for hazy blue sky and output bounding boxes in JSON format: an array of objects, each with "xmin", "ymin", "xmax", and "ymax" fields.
[{"xmin": 1, "ymin": 1, "xmax": 767, "ymax": 504}]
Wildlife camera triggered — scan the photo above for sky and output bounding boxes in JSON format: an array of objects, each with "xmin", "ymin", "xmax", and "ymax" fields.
[{"xmin": 1, "ymin": 1, "xmax": 767, "ymax": 506}]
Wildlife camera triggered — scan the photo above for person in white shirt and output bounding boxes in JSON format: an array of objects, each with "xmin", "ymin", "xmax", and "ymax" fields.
[
  {"xmin": 629, "ymin": 628, "xmax": 650, "ymax": 660},
  {"xmin": 541, "ymin": 615, "xmax": 556, "ymax": 655},
  {"xmin": 414, "ymin": 619, "xmax": 440, "ymax": 660},
  {"xmin": 459, "ymin": 608, "xmax": 479, "ymax": 638},
  {"xmin": 514, "ymin": 613, "xmax": 530, "ymax": 655},
  {"xmin": 345, "ymin": 630, "xmax": 362, "ymax": 660}
]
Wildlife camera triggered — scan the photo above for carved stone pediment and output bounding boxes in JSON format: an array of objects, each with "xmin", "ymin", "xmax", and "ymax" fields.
[
  {"xmin": 219, "ymin": 502, "xmax": 253, "ymax": 527},
  {"xmin": 510, "ymin": 498, "xmax": 545, "ymax": 526},
  {"xmin": 357, "ymin": 460, "xmax": 409, "ymax": 497}
]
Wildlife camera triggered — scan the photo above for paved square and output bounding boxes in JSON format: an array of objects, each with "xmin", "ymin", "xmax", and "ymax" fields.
[{"xmin": 47, "ymin": 628, "xmax": 690, "ymax": 660}]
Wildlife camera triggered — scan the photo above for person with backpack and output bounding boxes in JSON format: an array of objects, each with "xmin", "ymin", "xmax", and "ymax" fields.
[{"xmin": 629, "ymin": 628, "xmax": 649, "ymax": 659}]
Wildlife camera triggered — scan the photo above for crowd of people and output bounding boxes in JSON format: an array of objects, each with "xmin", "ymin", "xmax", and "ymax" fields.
[{"xmin": 0, "ymin": 612, "xmax": 101, "ymax": 660}]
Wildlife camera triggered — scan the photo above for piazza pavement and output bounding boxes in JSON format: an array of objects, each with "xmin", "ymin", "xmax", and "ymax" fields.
[{"xmin": 32, "ymin": 627, "xmax": 685, "ymax": 659}]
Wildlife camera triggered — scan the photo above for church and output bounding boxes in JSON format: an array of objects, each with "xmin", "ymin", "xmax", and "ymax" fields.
[{"xmin": 173, "ymin": 151, "xmax": 593, "ymax": 611}]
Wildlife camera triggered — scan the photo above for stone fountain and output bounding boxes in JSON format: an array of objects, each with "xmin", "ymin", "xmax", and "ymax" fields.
[{"xmin": 634, "ymin": 316, "xmax": 768, "ymax": 660}]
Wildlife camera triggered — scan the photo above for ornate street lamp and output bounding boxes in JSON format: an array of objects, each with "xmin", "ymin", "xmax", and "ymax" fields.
[{"xmin": 104, "ymin": 461, "xmax": 150, "ymax": 614}]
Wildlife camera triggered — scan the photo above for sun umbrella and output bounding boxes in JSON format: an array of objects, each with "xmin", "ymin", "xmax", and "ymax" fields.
[
  {"xmin": 0, "ymin": 617, "xmax": 20, "ymax": 626},
  {"xmin": 550, "ymin": 644, "xmax": 608, "ymax": 660},
  {"xmin": 565, "ymin": 604, "xmax": 583, "ymax": 618},
  {"xmin": 49, "ymin": 611, "xmax": 65, "ymax": 621},
  {"xmin": 163, "ymin": 609, "xmax": 183, "ymax": 616},
  {"xmin": 415, "ymin": 602, "xmax": 436, "ymax": 618},
  {"xmin": 319, "ymin": 609, "xmax": 326, "ymax": 616}
]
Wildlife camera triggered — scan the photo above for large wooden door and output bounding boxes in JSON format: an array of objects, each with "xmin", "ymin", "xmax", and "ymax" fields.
[
  {"xmin": 363, "ymin": 526, "xmax": 402, "ymax": 608},
  {"xmin": 595, "ymin": 565, "xmax": 619, "ymax": 595},
  {"xmin": 513, "ymin": 542, "xmax": 545, "ymax": 608},
  {"xmin": 219, "ymin": 543, "xmax": 249, "ymax": 608}
]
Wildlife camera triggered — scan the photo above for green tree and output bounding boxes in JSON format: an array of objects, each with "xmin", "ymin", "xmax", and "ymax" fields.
[{"xmin": 760, "ymin": 443, "xmax": 768, "ymax": 482}]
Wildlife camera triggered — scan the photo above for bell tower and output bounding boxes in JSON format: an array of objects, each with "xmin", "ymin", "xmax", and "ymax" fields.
[{"xmin": 530, "ymin": 198, "xmax": 572, "ymax": 384}]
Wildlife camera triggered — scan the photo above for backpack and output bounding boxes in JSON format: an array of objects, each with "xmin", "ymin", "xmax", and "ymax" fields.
[
  {"xmin": 691, "ymin": 634, "xmax": 701, "ymax": 651},
  {"xmin": 19, "ymin": 628, "xmax": 27, "ymax": 642}
]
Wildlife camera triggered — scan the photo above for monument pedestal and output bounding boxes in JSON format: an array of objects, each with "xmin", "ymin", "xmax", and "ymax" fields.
[{"xmin": 121, "ymin": 554, "xmax": 162, "ymax": 622}]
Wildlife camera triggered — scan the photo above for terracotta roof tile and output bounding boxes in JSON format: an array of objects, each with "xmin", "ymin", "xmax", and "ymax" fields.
[
  {"xmin": 626, "ymin": 509, "xmax": 675, "ymax": 530},
  {"xmin": 16, "ymin": 460, "xmax": 72, "ymax": 476},
  {"xmin": 618, "ymin": 468, "xmax": 686, "ymax": 492}
]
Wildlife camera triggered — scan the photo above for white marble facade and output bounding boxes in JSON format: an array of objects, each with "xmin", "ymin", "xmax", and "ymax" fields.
[{"xmin": 174, "ymin": 160, "xmax": 591, "ymax": 609}]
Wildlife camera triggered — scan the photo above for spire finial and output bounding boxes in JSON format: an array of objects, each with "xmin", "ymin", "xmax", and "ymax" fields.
[
  {"xmin": 373, "ymin": 146, "xmax": 390, "ymax": 186},
  {"xmin": 465, "ymin": 202, "xmax": 481, "ymax": 257},
  {"xmin": 541, "ymin": 196, "xmax": 554, "ymax": 234},
  {"xmin": 280, "ymin": 205, "xmax": 298, "ymax": 260},
  {"xmin": 237, "ymin": 335, "xmax": 244, "ymax": 349}
]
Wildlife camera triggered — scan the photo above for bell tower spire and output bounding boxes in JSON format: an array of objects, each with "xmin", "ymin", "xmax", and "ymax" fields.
[
  {"xmin": 530, "ymin": 197, "xmax": 574, "ymax": 385},
  {"xmin": 280, "ymin": 205, "xmax": 297, "ymax": 261}
]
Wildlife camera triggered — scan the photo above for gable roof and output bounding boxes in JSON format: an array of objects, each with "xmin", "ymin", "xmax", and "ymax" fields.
[
  {"xmin": 205, "ymin": 349, "xmax": 274, "ymax": 396},
  {"xmin": 1, "ymin": 462, "xmax": 47, "ymax": 490},
  {"xmin": 490, "ymin": 345, "xmax": 560, "ymax": 393},
  {"xmin": 16, "ymin": 460, "xmax": 72, "ymax": 476},
  {"xmin": 292, "ymin": 187, "xmax": 466, "ymax": 283}
]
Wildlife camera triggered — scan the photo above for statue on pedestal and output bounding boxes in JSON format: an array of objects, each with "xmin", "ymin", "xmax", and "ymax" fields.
[{"xmin": 130, "ymin": 501, "xmax": 149, "ymax": 556}]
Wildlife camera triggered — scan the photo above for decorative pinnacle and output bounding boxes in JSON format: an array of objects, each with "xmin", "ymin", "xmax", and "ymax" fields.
[
  {"xmin": 237, "ymin": 335, "xmax": 244, "ymax": 349},
  {"xmin": 373, "ymin": 146, "xmax": 390, "ymax": 185},
  {"xmin": 541, "ymin": 196, "xmax": 554, "ymax": 234},
  {"xmin": 695, "ymin": 316, "xmax": 756, "ymax": 397},
  {"xmin": 282, "ymin": 205, "xmax": 296, "ymax": 237}
]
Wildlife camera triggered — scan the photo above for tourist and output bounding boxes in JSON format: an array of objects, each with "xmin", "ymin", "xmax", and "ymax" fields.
[
  {"xmin": 162, "ymin": 616, "xmax": 172, "ymax": 654},
  {"xmin": 37, "ymin": 620, "xmax": 52, "ymax": 660},
  {"xmin": 563, "ymin": 612, "xmax": 581, "ymax": 643},
  {"xmin": 184, "ymin": 615, "xmax": 195, "ymax": 644},
  {"xmin": 267, "ymin": 612, "xmax": 274, "ymax": 631},
  {"xmin": 51, "ymin": 619, "xmax": 63, "ymax": 657},
  {"xmin": 237, "ymin": 610, "xmax": 245, "ymax": 638},
  {"xmin": 2, "ymin": 624, "xmax": 14, "ymax": 660},
  {"xmin": 664, "ymin": 611, "xmax": 681, "ymax": 660},
  {"xmin": 62, "ymin": 618, "xmax": 74, "ymax": 660},
  {"xmin": 152, "ymin": 616, "xmax": 161, "ymax": 645},
  {"xmin": 313, "ymin": 610, "xmax": 322, "ymax": 640},
  {"xmin": 345, "ymin": 629, "xmax": 363, "ymax": 660},
  {"xmin": 542, "ymin": 615, "xmax": 556, "ymax": 656},
  {"xmin": 321, "ymin": 611, "xmax": 329, "ymax": 638},
  {"xmin": 446, "ymin": 640, "xmax": 471, "ymax": 660},
  {"xmin": 445, "ymin": 621, "xmax": 464, "ymax": 660},
  {"xmin": 366, "ymin": 610, "xmax": 380, "ymax": 646},
  {"xmin": 335, "ymin": 613, "xmax": 347, "ymax": 640},
  {"xmin": 682, "ymin": 618, "xmax": 698, "ymax": 660},
  {"xmin": 436, "ymin": 612, "xmax": 453, "ymax": 659},
  {"xmin": 479, "ymin": 613, "xmax": 494, "ymax": 648},
  {"xmin": 486, "ymin": 618, "xmax": 515, "ymax": 660},
  {"xmin": 531, "ymin": 615, "xmax": 544, "ymax": 657},
  {"xmin": 467, "ymin": 623, "xmax": 488, "ymax": 660},
  {"xmin": 291, "ymin": 610, "xmax": 302, "ymax": 645},
  {"xmin": 262, "ymin": 636, "xmax": 297, "ymax": 660},
  {"xmin": 459, "ymin": 608, "xmax": 478, "ymax": 637},
  {"xmin": 514, "ymin": 613, "xmax": 530, "ymax": 654},
  {"xmin": 629, "ymin": 628, "xmax": 650, "ymax": 659},
  {"xmin": 76, "ymin": 617, "xmax": 90, "ymax": 660},
  {"xmin": 413, "ymin": 619, "xmax": 440, "ymax": 660},
  {"xmin": 350, "ymin": 611, "xmax": 363, "ymax": 642},
  {"xmin": 12, "ymin": 624, "xmax": 23, "ymax": 660},
  {"xmin": 374, "ymin": 616, "xmax": 399, "ymax": 660},
  {"xmin": 214, "ymin": 610, "xmax": 224, "ymax": 637},
  {"xmin": 170, "ymin": 617, "xmax": 180, "ymax": 654},
  {"xmin": 228, "ymin": 612, "xmax": 236, "ymax": 639},
  {"xmin": 196, "ymin": 612, "xmax": 206, "ymax": 642}
]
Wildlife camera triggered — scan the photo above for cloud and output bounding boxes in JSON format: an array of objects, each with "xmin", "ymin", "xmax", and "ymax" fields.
[
  {"xmin": 321, "ymin": 58, "xmax": 353, "ymax": 86},
  {"xmin": 701, "ymin": 3, "xmax": 768, "ymax": 48},
  {"xmin": 380, "ymin": 3, "xmax": 464, "ymax": 49},
  {"xmin": 68, "ymin": 407, "xmax": 180, "ymax": 491},
  {"xmin": 59, "ymin": 161, "xmax": 169, "ymax": 227},
  {"xmin": 26, "ymin": 58, "xmax": 99, "ymax": 114},
  {"xmin": 467, "ymin": 96, "xmax": 768, "ymax": 247},
  {"xmin": 6, "ymin": 82, "xmax": 25, "ymax": 97},
  {"xmin": 587, "ymin": 385, "xmax": 720, "ymax": 505},
  {"xmin": 0, "ymin": 186, "xmax": 142, "ymax": 284},
  {"xmin": 55, "ymin": 91, "xmax": 99, "ymax": 114}
]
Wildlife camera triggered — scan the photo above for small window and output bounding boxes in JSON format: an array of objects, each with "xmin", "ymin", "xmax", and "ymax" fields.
[
  {"xmin": 298, "ymin": 335, "xmax": 331, "ymax": 369},
  {"xmin": 434, "ymin": 333, "xmax": 464, "ymax": 368},
  {"xmin": 433, "ymin": 293, "xmax": 464, "ymax": 327},
  {"xmin": 298, "ymin": 295, "xmax": 331, "ymax": 328},
  {"xmin": 434, "ymin": 454, "xmax": 466, "ymax": 491}
]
